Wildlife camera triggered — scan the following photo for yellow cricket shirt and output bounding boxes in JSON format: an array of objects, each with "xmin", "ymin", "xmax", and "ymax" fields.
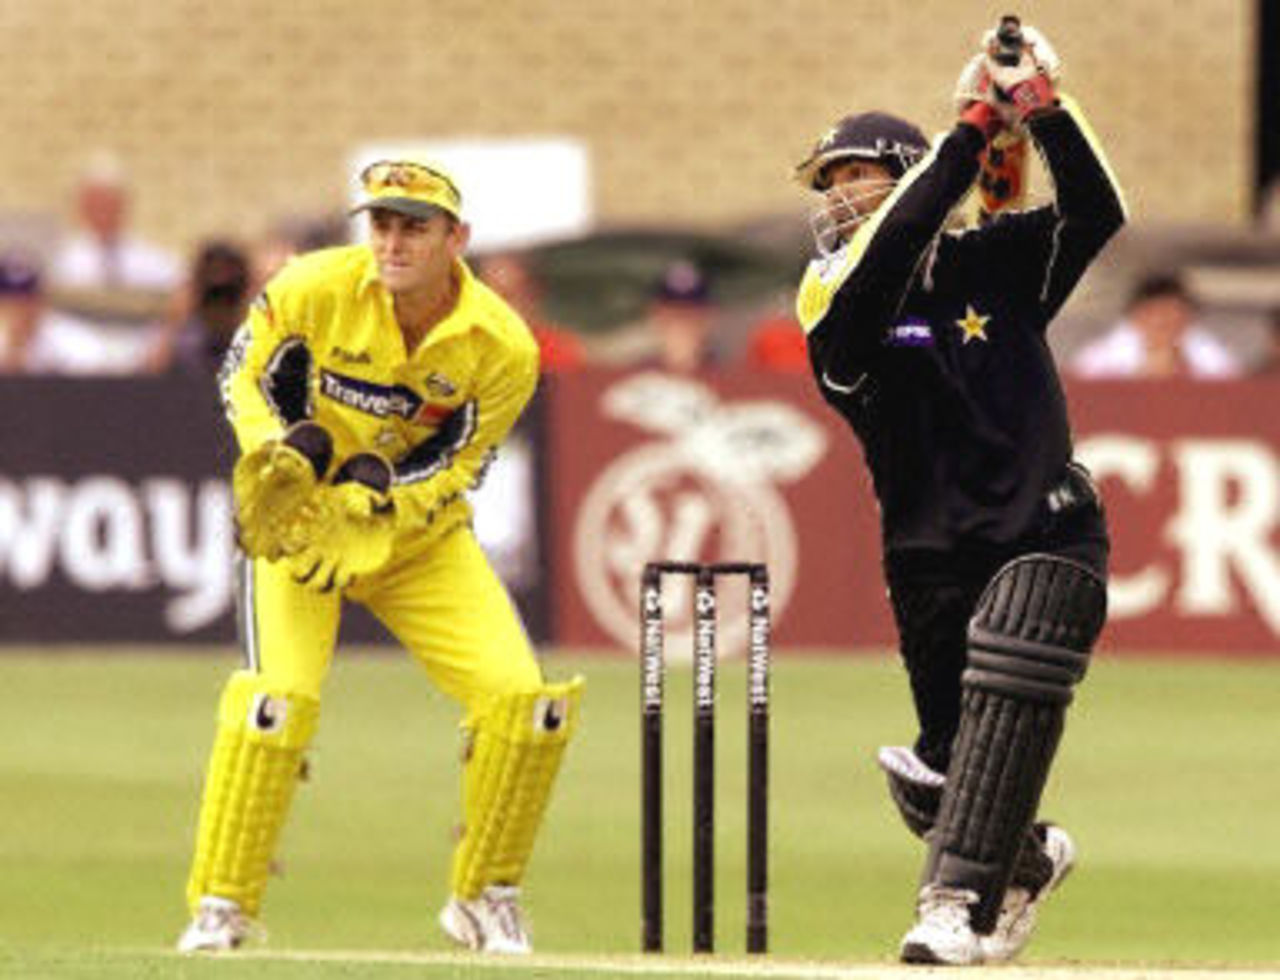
[{"xmin": 219, "ymin": 244, "xmax": 539, "ymax": 539}]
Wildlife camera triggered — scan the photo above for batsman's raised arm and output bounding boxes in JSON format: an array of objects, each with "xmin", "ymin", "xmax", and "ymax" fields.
[
  {"xmin": 1020, "ymin": 96, "xmax": 1127, "ymax": 319},
  {"xmin": 949, "ymin": 20, "xmax": 1126, "ymax": 325}
]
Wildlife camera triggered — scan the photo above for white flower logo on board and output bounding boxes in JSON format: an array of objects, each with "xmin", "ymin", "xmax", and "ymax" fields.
[{"xmin": 573, "ymin": 372, "xmax": 827, "ymax": 657}]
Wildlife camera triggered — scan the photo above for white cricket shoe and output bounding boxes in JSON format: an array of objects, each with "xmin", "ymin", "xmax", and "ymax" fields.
[
  {"xmin": 177, "ymin": 896, "xmax": 256, "ymax": 953},
  {"xmin": 982, "ymin": 825, "xmax": 1077, "ymax": 963},
  {"xmin": 899, "ymin": 884, "xmax": 983, "ymax": 965},
  {"xmin": 439, "ymin": 885, "xmax": 532, "ymax": 954}
]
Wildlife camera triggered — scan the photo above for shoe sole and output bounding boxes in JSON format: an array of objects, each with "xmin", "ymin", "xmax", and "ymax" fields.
[
  {"xmin": 901, "ymin": 940, "xmax": 981, "ymax": 965},
  {"xmin": 439, "ymin": 902, "xmax": 532, "ymax": 954},
  {"xmin": 439, "ymin": 903, "xmax": 482, "ymax": 951},
  {"xmin": 900, "ymin": 941, "xmax": 946, "ymax": 964}
]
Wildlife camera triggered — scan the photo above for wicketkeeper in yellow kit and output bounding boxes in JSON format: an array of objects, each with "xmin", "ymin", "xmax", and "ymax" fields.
[{"xmin": 177, "ymin": 157, "xmax": 583, "ymax": 955}]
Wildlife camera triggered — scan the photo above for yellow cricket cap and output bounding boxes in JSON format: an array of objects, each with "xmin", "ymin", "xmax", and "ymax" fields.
[{"xmin": 351, "ymin": 158, "xmax": 463, "ymax": 221}]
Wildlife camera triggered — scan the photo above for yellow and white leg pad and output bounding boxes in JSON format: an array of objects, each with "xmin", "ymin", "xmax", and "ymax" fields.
[
  {"xmin": 185, "ymin": 670, "xmax": 320, "ymax": 917},
  {"xmin": 450, "ymin": 678, "xmax": 585, "ymax": 900}
]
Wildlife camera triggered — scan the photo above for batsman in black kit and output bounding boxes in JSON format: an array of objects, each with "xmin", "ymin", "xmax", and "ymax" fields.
[{"xmin": 793, "ymin": 19, "xmax": 1125, "ymax": 965}]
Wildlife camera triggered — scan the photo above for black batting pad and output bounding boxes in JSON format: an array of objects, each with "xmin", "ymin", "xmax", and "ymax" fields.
[{"xmin": 923, "ymin": 553, "xmax": 1107, "ymax": 933}]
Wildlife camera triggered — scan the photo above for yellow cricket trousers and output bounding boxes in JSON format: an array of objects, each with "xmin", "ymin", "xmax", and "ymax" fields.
[{"xmin": 238, "ymin": 523, "xmax": 543, "ymax": 707}]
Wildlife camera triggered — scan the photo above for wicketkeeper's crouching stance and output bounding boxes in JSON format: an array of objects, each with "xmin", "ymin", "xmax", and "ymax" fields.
[
  {"xmin": 178, "ymin": 157, "xmax": 583, "ymax": 955},
  {"xmin": 793, "ymin": 16, "xmax": 1124, "ymax": 966}
]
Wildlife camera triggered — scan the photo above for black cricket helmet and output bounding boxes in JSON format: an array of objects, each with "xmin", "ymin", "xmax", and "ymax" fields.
[{"xmin": 795, "ymin": 111, "xmax": 930, "ymax": 191}]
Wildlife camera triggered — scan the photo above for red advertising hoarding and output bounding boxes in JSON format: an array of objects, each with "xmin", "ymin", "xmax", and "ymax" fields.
[
  {"xmin": 3, "ymin": 374, "xmax": 1276, "ymax": 655},
  {"xmin": 544, "ymin": 369, "xmax": 893, "ymax": 655},
  {"xmin": 1069, "ymin": 380, "xmax": 1280, "ymax": 653},
  {"xmin": 546, "ymin": 371, "xmax": 1280, "ymax": 657}
]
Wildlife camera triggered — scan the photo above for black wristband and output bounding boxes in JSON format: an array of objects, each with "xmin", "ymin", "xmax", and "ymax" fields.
[
  {"xmin": 333, "ymin": 452, "xmax": 393, "ymax": 493},
  {"xmin": 282, "ymin": 422, "xmax": 334, "ymax": 479}
]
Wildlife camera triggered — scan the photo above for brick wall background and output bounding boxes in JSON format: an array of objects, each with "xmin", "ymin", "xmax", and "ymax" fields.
[{"xmin": 0, "ymin": 0, "xmax": 1252, "ymax": 253}]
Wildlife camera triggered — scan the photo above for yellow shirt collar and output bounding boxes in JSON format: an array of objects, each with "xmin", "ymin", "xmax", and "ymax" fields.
[
  {"xmin": 357, "ymin": 250, "xmax": 489, "ymax": 339},
  {"xmin": 423, "ymin": 259, "xmax": 484, "ymax": 345}
]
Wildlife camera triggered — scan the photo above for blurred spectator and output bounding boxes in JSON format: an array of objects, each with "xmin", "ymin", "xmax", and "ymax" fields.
[
  {"xmin": 145, "ymin": 216, "xmax": 348, "ymax": 374},
  {"xmin": 0, "ymin": 254, "xmax": 42, "ymax": 372},
  {"xmin": 50, "ymin": 150, "xmax": 180, "ymax": 294},
  {"xmin": 745, "ymin": 313, "xmax": 809, "ymax": 372},
  {"xmin": 0, "ymin": 254, "xmax": 150, "ymax": 374},
  {"xmin": 38, "ymin": 151, "xmax": 183, "ymax": 373},
  {"xmin": 151, "ymin": 240, "xmax": 253, "ymax": 374},
  {"xmin": 1069, "ymin": 272, "xmax": 1242, "ymax": 379},
  {"xmin": 639, "ymin": 260, "xmax": 722, "ymax": 372},
  {"xmin": 1254, "ymin": 308, "xmax": 1280, "ymax": 375},
  {"xmin": 476, "ymin": 251, "xmax": 586, "ymax": 372},
  {"xmin": 245, "ymin": 213, "xmax": 350, "ymax": 299},
  {"xmin": 1260, "ymin": 176, "xmax": 1280, "ymax": 233},
  {"xmin": 251, "ymin": 226, "xmax": 298, "ymax": 292}
]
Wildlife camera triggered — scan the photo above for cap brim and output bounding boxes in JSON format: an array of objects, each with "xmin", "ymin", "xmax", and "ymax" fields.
[
  {"xmin": 794, "ymin": 148, "xmax": 885, "ymax": 191},
  {"xmin": 350, "ymin": 197, "xmax": 453, "ymax": 220}
]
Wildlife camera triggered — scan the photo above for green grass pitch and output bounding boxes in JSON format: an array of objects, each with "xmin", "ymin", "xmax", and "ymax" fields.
[{"xmin": 0, "ymin": 648, "xmax": 1277, "ymax": 978}]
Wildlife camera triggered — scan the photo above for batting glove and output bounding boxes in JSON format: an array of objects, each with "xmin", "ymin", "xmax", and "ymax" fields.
[
  {"xmin": 984, "ymin": 23, "xmax": 1062, "ymax": 127},
  {"xmin": 955, "ymin": 22, "xmax": 1062, "ymax": 138},
  {"xmin": 954, "ymin": 54, "xmax": 1004, "ymax": 141}
]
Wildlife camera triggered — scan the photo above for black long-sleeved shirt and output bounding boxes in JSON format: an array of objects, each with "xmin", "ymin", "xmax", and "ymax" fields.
[{"xmin": 796, "ymin": 97, "xmax": 1125, "ymax": 571}]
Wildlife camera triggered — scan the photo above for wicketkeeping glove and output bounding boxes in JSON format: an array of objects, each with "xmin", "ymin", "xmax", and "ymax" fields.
[
  {"xmin": 233, "ymin": 422, "xmax": 333, "ymax": 561},
  {"xmin": 286, "ymin": 453, "xmax": 397, "ymax": 594}
]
